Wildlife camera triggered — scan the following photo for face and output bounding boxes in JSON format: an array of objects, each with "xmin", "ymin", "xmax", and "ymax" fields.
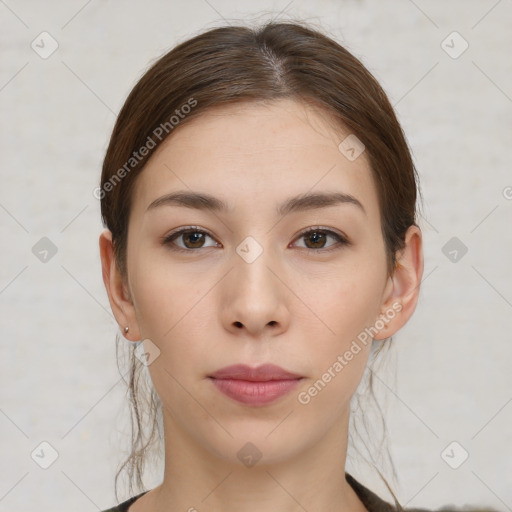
[{"xmin": 103, "ymin": 98, "xmax": 414, "ymax": 467}]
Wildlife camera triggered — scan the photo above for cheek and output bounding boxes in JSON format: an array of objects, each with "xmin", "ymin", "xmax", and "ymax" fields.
[
  {"xmin": 295, "ymin": 272, "xmax": 384, "ymax": 420},
  {"xmin": 128, "ymin": 256, "xmax": 214, "ymax": 411},
  {"xmin": 130, "ymin": 249, "xmax": 210, "ymax": 339},
  {"xmin": 307, "ymin": 284, "xmax": 378, "ymax": 388},
  {"xmin": 309, "ymin": 261, "xmax": 386, "ymax": 345},
  {"xmin": 129, "ymin": 248, "xmax": 223, "ymax": 366}
]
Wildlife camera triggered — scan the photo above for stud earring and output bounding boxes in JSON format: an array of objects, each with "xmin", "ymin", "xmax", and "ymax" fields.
[{"xmin": 124, "ymin": 326, "xmax": 129, "ymax": 334}]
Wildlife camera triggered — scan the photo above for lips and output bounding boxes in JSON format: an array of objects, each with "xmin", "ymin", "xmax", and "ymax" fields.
[
  {"xmin": 208, "ymin": 364, "xmax": 303, "ymax": 406},
  {"xmin": 208, "ymin": 363, "xmax": 303, "ymax": 381}
]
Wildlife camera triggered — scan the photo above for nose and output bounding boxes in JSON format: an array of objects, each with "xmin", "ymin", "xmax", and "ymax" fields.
[{"xmin": 220, "ymin": 245, "xmax": 291, "ymax": 338}]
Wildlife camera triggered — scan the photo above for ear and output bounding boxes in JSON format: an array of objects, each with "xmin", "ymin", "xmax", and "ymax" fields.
[
  {"xmin": 99, "ymin": 228, "xmax": 141, "ymax": 341},
  {"xmin": 373, "ymin": 225, "xmax": 424, "ymax": 341}
]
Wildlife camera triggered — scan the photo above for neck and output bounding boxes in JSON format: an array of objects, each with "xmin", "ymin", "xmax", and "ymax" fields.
[{"xmin": 146, "ymin": 408, "xmax": 367, "ymax": 512}]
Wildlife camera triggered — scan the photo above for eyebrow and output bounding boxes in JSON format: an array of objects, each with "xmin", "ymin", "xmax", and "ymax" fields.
[{"xmin": 146, "ymin": 190, "xmax": 366, "ymax": 216}]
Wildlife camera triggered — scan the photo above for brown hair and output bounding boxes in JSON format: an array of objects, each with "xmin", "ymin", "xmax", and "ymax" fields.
[{"xmin": 100, "ymin": 19, "xmax": 420, "ymax": 508}]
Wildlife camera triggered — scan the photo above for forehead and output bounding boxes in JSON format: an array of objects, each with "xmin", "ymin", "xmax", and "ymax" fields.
[{"xmin": 131, "ymin": 99, "xmax": 380, "ymax": 222}]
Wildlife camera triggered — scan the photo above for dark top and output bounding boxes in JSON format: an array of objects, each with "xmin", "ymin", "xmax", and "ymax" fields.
[{"xmin": 100, "ymin": 473, "xmax": 436, "ymax": 512}]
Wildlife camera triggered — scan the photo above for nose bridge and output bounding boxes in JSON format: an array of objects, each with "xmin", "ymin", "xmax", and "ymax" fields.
[
  {"xmin": 223, "ymin": 233, "xmax": 288, "ymax": 334},
  {"xmin": 233, "ymin": 234, "xmax": 279, "ymax": 297}
]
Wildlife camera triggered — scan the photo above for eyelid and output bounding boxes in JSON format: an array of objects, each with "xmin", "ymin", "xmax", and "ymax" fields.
[
  {"xmin": 294, "ymin": 225, "xmax": 348, "ymax": 241},
  {"xmin": 164, "ymin": 225, "xmax": 214, "ymax": 239}
]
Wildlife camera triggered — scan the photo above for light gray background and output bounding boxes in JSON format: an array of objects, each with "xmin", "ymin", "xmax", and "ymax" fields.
[{"xmin": 1, "ymin": 0, "xmax": 511, "ymax": 510}]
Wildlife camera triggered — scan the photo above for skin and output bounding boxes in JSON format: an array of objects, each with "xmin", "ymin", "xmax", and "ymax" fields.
[{"xmin": 100, "ymin": 98, "xmax": 423, "ymax": 512}]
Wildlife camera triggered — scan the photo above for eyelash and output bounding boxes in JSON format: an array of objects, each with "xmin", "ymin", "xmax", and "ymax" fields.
[{"xmin": 161, "ymin": 226, "xmax": 350, "ymax": 254}]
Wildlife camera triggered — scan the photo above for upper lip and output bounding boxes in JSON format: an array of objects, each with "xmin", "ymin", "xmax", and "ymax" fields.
[{"xmin": 208, "ymin": 364, "xmax": 303, "ymax": 381}]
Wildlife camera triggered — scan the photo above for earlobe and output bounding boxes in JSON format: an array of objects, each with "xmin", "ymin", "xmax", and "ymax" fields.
[
  {"xmin": 99, "ymin": 228, "xmax": 141, "ymax": 341},
  {"xmin": 373, "ymin": 225, "xmax": 424, "ymax": 341}
]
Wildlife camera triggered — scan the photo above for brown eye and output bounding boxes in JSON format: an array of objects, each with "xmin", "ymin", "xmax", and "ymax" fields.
[
  {"xmin": 293, "ymin": 228, "xmax": 349, "ymax": 251},
  {"xmin": 304, "ymin": 231, "xmax": 328, "ymax": 249},
  {"xmin": 181, "ymin": 231, "xmax": 207, "ymax": 248},
  {"xmin": 163, "ymin": 228, "xmax": 219, "ymax": 251}
]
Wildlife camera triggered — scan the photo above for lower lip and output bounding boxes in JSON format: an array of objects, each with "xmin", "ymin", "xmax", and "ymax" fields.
[{"xmin": 209, "ymin": 377, "xmax": 302, "ymax": 406}]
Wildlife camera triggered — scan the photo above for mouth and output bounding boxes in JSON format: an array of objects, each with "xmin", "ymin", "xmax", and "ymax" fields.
[
  {"xmin": 208, "ymin": 363, "xmax": 303, "ymax": 381},
  {"xmin": 208, "ymin": 363, "xmax": 304, "ymax": 406}
]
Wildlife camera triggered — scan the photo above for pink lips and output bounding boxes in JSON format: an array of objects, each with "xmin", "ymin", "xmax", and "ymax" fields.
[{"xmin": 208, "ymin": 364, "xmax": 303, "ymax": 406}]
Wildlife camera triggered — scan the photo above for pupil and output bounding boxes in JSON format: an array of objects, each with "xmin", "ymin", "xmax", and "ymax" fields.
[
  {"xmin": 186, "ymin": 232, "xmax": 203, "ymax": 247},
  {"xmin": 308, "ymin": 232, "xmax": 325, "ymax": 248}
]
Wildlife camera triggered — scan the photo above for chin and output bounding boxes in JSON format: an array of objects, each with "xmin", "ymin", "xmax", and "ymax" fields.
[{"xmin": 200, "ymin": 425, "xmax": 310, "ymax": 469}]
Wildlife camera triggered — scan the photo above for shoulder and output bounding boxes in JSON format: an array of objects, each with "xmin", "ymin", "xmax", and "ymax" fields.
[
  {"xmin": 101, "ymin": 491, "xmax": 148, "ymax": 512},
  {"xmin": 345, "ymin": 473, "xmax": 500, "ymax": 512},
  {"xmin": 405, "ymin": 506, "xmax": 500, "ymax": 512},
  {"xmin": 403, "ymin": 500, "xmax": 502, "ymax": 511},
  {"xmin": 346, "ymin": 473, "xmax": 397, "ymax": 512}
]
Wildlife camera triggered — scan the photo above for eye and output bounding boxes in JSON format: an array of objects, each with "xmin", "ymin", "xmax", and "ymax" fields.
[
  {"xmin": 292, "ymin": 227, "xmax": 349, "ymax": 252},
  {"xmin": 161, "ymin": 226, "xmax": 350, "ymax": 253},
  {"xmin": 162, "ymin": 227, "xmax": 220, "ymax": 252}
]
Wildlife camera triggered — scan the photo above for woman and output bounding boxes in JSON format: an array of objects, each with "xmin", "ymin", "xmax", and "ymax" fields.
[{"xmin": 97, "ymin": 20, "xmax": 468, "ymax": 512}]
